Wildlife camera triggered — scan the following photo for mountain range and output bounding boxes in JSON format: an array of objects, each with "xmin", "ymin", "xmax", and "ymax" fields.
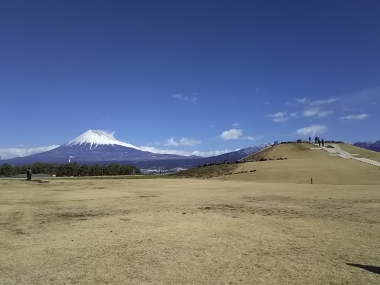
[
  {"xmin": 1, "ymin": 130, "xmax": 271, "ymax": 170},
  {"xmin": 352, "ymin": 140, "xmax": 380, "ymax": 152}
]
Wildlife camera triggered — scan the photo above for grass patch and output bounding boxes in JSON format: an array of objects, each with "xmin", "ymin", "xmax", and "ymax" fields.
[{"xmin": 172, "ymin": 164, "xmax": 239, "ymax": 178}]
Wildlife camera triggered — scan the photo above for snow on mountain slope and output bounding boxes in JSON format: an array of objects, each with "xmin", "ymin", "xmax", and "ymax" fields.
[
  {"xmin": 65, "ymin": 130, "xmax": 140, "ymax": 150},
  {"xmin": 353, "ymin": 140, "xmax": 380, "ymax": 152}
]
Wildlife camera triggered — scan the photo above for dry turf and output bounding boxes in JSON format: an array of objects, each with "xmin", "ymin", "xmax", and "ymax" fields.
[{"xmin": 1, "ymin": 177, "xmax": 379, "ymax": 284}]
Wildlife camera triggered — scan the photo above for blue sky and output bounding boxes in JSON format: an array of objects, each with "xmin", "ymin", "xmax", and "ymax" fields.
[{"xmin": 1, "ymin": 1, "xmax": 379, "ymax": 159}]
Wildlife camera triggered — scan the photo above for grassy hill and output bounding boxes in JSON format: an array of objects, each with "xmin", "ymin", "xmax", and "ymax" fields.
[
  {"xmin": 175, "ymin": 143, "xmax": 380, "ymax": 185},
  {"xmin": 171, "ymin": 163, "xmax": 239, "ymax": 178}
]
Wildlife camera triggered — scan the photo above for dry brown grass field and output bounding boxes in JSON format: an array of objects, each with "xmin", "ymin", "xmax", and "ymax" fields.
[{"xmin": 1, "ymin": 173, "xmax": 379, "ymax": 284}]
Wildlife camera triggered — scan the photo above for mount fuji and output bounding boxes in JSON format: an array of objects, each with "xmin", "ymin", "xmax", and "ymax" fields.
[
  {"xmin": 1, "ymin": 130, "xmax": 271, "ymax": 169},
  {"xmin": 2, "ymin": 130, "xmax": 194, "ymax": 165}
]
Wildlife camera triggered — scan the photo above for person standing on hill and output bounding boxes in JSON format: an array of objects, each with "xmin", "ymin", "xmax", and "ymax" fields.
[
  {"xmin": 322, "ymin": 138, "xmax": 325, "ymax": 147},
  {"xmin": 309, "ymin": 137, "xmax": 311, "ymax": 143},
  {"xmin": 318, "ymin": 138, "xmax": 321, "ymax": 147}
]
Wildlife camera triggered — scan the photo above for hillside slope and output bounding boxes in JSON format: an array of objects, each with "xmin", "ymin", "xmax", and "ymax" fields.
[
  {"xmin": 218, "ymin": 143, "xmax": 380, "ymax": 185},
  {"xmin": 338, "ymin": 143, "xmax": 380, "ymax": 162}
]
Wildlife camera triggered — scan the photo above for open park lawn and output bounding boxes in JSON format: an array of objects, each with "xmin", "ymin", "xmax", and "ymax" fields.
[{"xmin": 1, "ymin": 178, "xmax": 379, "ymax": 284}]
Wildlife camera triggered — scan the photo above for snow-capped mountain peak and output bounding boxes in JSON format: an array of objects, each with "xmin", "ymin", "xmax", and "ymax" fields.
[{"xmin": 65, "ymin": 130, "xmax": 140, "ymax": 150}]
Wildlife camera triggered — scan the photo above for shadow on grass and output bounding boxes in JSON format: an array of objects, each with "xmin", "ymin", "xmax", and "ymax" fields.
[
  {"xmin": 26, "ymin": 179, "xmax": 49, "ymax": 183},
  {"xmin": 346, "ymin": 263, "xmax": 380, "ymax": 275}
]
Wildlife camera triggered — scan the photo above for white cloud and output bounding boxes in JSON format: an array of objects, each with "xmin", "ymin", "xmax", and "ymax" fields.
[
  {"xmin": 287, "ymin": 98, "xmax": 307, "ymax": 106},
  {"xmin": 138, "ymin": 146, "xmax": 233, "ymax": 157},
  {"xmin": 273, "ymin": 117, "xmax": 288, "ymax": 123},
  {"xmin": 0, "ymin": 145, "xmax": 60, "ymax": 160},
  {"xmin": 302, "ymin": 107, "xmax": 319, "ymax": 117},
  {"xmin": 310, "ymin": 97, "xmax": 338, "ymax": 106},
  {"xmin": 341, "ymin": 114, "xmax": 369, "ymax": 120},
  {"xmin": 267, "ymin": 111, "xmax": 289, "ymax": 122},
  {"xmin": 220, "ymin": 129, "xmax": 243, "ymax": 140},
  {"xmin": 302, "ymin": 107, "xmax": 333, "ymax": 118},
  {"xmin": 296, "ymin": 98, "xmax": 307, "ymax": 104},
  {"xmin": 232, "ymin": 122, "xmax": 240, "ymax": 127},
  {"xmin": 267, "ymin": 112, "xmax": 286, "ymax": 118},
  {"xmin": 172, "ymin": 94, "xmax": 186, "ymax": 100},
  {"xmin": 243, "ymin": 136, "xmax": 261, "ymax": 141},
  {"xmin": 296, "ymin": 124, "xmax": 326, "ymax": 137},
  {"xmin": 317, "ymin": 110, "xmax": 333, "ymax": 118},
  {"xmin": 164, "ymin": 137, "xmax": 201, "ymax": 146},
  {"xmin": 290, "ymin": 112, "xmax": 298, "ymax": 118},
  {"xmin": 172, "ymin": 94, "xmax": 197, "ymax": 102}
]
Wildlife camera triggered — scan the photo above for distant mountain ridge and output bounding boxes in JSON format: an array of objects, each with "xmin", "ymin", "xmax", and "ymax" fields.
[
  {"xmin": 0, "ymin": 130, "xmax": 271, "ymax": 170},
  {"xmin": 353, "ymin": 140, "xmax": 380, "ymax": 152},
  {"xmin": 1, "ymin": 130, "xmax": 197, "ymax": 165}
]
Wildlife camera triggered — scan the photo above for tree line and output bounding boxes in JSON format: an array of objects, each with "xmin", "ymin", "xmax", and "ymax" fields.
[{"xmin": 0, "ymin": 162, "xmax": 141, "ymax": 177}]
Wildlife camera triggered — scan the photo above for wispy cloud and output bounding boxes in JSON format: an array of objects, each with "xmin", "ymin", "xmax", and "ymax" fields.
[
  {"xmin": 243, "ymin": 135, "xmax": 262, "ymax": 141},
  {"xmin": 220, "ymin": 129, "xmax": 243, "ymax": 140},
  {"xmin": 256, "ymin": 87, "xmax": 260, "ymax": 92},
  {"xmin": 164, "ymin": 137, "xmax": 201, "ymax": 146},
  {"xmin": 267, "ymin": 112, "xmax": 286, "ymax": 118},
  {"xmin": 296, "ymin": 98, "xmax": 307, "ymax": 104},
  {"xmin": 290, "ymin": 112, "xmax": 298, "ymax": 118},
  {"xmin": 232, "ymin": 122, "xmax": 240, "ymax": 127},
  {"xmin": 341, "ymin": 114, "xmax": 369, "ymax": 120},
  {"xmin": 273, "ymin": 117, "xmax": 288, "ymax": 123},
  {"xmin": 302, "ymin": 107, "xmax": 333, "ymax": 118},
  {"xmin": 340, "ymin": 88, "xmax": 380, "ymax": 107},
  {"xmin": 138, "ymin": 146, "xmax": 234, "ymax": 157},
  {"xmin": 0, "ymin": 145, "xmax": 60, "ymax": 160},
  {"xmin": 310, "ymin": 97, "xmax": 338, "ymax": 106},
  {"xmin": 287, "ymin": 98, "xmax": 308, "ymax": 106},
  {"xmin": 267, "ymin": 112, "xmax": 288, "ymax": 122},
  {"xmin": 172, "ymin": 94, "xmax": 197, "ymax": 102},
  {"xmin": 296, "ymin": 124, "xmax": 326, "ymax": 136}
]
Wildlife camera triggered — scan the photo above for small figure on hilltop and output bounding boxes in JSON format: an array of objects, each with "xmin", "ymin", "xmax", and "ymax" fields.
[
  {"xmin": 314, "ymin": 136, "xmax": 318, "ymax": 144},
  {"xmin": 309, "ymin": 137, "xmax": 311, "ymax": 143},
  {"xmin": 318, "ymin": 138, "xmax": 321, "ymax": 147},
  {"xmin": 26, "ymin": 168, "xmax": 32, "ymax": 180},
  {"xmin": 322, "ymin": 138, "xmax": 325, "ymax": 147}
]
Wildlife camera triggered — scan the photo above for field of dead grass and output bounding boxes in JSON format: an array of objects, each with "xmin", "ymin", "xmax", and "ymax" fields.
[{"xmin": 1, "ymin": 178, "xmax": 379, "ymax": 285}]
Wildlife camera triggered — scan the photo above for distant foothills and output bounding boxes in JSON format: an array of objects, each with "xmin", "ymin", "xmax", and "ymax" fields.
[{"xmin": 352, "ymin": 141, "xmax": 380, "ymax": 152}]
